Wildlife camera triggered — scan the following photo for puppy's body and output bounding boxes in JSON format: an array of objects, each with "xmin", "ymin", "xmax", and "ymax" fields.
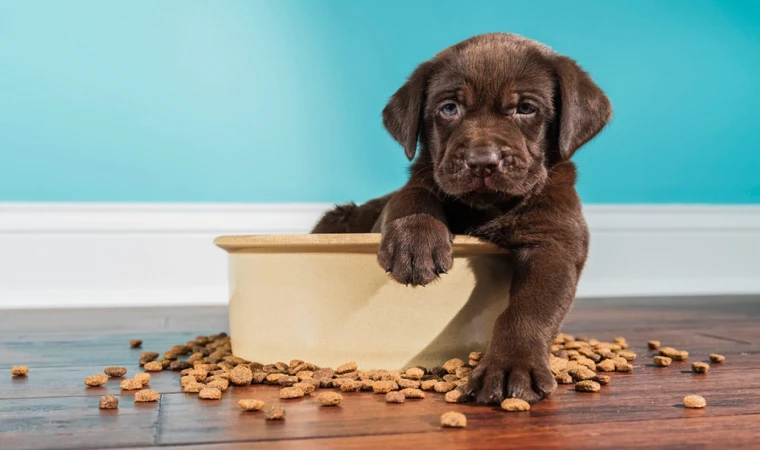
[{"xmin": 313, "ymin": 33, "xmax": 610, "ymax": 405}]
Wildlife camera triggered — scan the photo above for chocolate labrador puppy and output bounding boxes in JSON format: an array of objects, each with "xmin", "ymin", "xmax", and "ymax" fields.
[{"xmin": 312, "ymin": 33, "xmax": 611, "ymax": 404}]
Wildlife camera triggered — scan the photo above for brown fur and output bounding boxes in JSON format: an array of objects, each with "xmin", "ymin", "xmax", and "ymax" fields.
[{"xmin": 312, "ymin": 33, "xmax": 611, "ymax": 405}]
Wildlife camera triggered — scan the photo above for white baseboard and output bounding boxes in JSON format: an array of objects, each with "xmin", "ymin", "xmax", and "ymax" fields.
[{"xmin": 1, "ymin": 203, "xmax": 758, "ymax": 309}]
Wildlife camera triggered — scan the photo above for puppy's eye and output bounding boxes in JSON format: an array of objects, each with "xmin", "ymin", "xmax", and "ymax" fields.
[
  {"xmin": 440, "ymin": 103, "xmax": 459, "ymax": 117},
  {"xmin": 516, "ymin": 102, "xmax": 536, "ymax": 115}
]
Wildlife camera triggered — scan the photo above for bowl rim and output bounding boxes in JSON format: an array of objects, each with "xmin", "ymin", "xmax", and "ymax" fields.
[{"xmin": 214, "ymin": 233, "xmax": 506, "ymax": 254}]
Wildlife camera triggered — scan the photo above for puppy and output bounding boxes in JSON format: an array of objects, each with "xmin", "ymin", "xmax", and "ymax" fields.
[{"xmin": 312, "ymin": 33, "xmax": 611, "ymax": 404}]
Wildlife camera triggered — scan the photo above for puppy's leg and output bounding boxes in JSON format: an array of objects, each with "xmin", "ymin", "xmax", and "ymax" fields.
[
  {"xmin": 311, "ymin": 194, "xmax": 393, "ymax": 233},
  {"xmin": 376, "ymin": 186, "xmax": 452, "ymax": 286},
  {"xmin": 466, "ymin": 223, "xmax": 587, "ymax": 404}
]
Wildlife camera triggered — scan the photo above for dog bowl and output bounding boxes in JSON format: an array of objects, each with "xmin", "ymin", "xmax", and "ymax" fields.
[{"xmin": 214, "ymin": 234, "xmax": 511, "ymax": 370}]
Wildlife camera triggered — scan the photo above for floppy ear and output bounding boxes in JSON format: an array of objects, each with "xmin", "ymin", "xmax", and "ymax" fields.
[
  {"xmin": 382, "ymin": 61, "xmax": 434, "ymax": 161},
  {"xmin": 553, "ymin": 56, "xmax": 612, "ymax": 160}
]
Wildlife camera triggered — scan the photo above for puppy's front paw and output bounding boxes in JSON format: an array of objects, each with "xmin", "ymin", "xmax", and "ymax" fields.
[
  {"xmin": 377, "ymin": 214, "xmax": 453, "ymax": 286},
  {"xmin": 465, "ymin": 351, "xmax": 557, "ymax": 405}
]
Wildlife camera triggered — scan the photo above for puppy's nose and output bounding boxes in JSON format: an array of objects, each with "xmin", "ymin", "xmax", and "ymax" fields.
[{"xmin": 465, "ymin": 148, "xmax": 501, "ymax": 177}]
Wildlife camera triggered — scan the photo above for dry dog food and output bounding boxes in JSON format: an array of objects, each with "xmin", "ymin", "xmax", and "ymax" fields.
[
  {"xmin": 130, "ymin": 339, "xmax": 142, "ymax": 348},
  {"xmin": 434, "ymin": 381, "xmax": 457, "ymax": 393},
  {"xmin": 575, "ymin": 380, "xmax": 601, "ymax": 392},
  {"xmin": 229, "ymin": 365, "xmax": 253, "ymax": 386},
  {"xmin": 405, "ymin": 367, "xmax": 424, "ymax": 380},
  {"xmin": 134, "ymin": 389, "xmax": 160, "ymax": 402},
  {"xmin": 10, "ymin": 366, "xmax": 28, "ymax": 377},
  {"xmin": 555, "ymin": 371, "xmax": 573, "ymax": 384},
  {"xmin": 421, "ymin": 380, "xmax": 438, "ymax": 391},
  {"xmin": 170, "ymin": 360, "xmax": 192, "ymax": 371},
  {"xmin": 120, "ymin": 379, "xmax": 144, "ymax": 390},
  {"xmin": 264, "ymin": 405, "xmax": 286, "ymax": 420},
  {"xmin": 206, "ymin": 378, "xmax": 229, "ymax": 392},
  {"xmin": 372, "ymin": 380, "xmax": 397, "ymax": 394},
  {"xmin": 709, "ymin": 354, "xmax": 725, "ymax": 363},
  {"xmin": 104, "ymin": 366, "xmax": 127, "ymax": 377},
  {"xmin": 501, "ymin": 398, "xmax": 530, "ymax": 411},
  {"xmin": 199, "ymin": 387, "xmax": 223, "ymax": 400},
  {"xmin": 592, "ymin": 375, "xmax": 611, "ymax": 386},
  {"xmin": 647, "ymin": 340, "xmax": 661, "ymax": 349},
  {"xmin": 596, "ymin": 359, "xmax": 615, "ymax": 372},
  {"xmin": 653, "ymin": 356, "xmax": 672, "ymax": 367},
  {"xmin": 84, "ymin": 374, "xmax": 108, "ymax": 387},
  {"xmin": 442, "ymin": 358, "xmax": 464, "ymax": 374},
  {"xmin": 238, "ymin": 399, "xmax": 266, "ymax": 411},
  {"xmin": 134, "ymin": 373, "xmax": 151, "ymax": 385},
  {"xmin": 568, "ymin": 367, "xmax": 596, "ymax": 381},
  {"xmin": 335, "ymin": 362, "xmax": 358, "ymax": 374},
  {"xmin": 385, "ymin": 391, "xmax": 406, "ymax": 403},
  {"xmin": 144, "ymin": 361, "xmax": 163, "ymax": 372},
  {"xmin": 401, "ymin": 388, "xmax": 425, "ymax": 399},
  {"xmin": 317, "ymin": 391, "xmax": 343, "ymax": 406},
  {"xmin": 397, "ymin": 379, "xmax": 420, "ymax": 389},
  {"xmin": 683, "ymin": 395, "xmax": 706, "ymax": 409},
  {"xmin": 280, "ymin": 387, "xmax": 305, "ymax": 399},
  {"xmin": 692, "ymin": 362, "xmax": 710, "ymax": 374},
  {"xmin": 183, "ymin": 382, "xmax": 204, "ymax": 393},
  {"xmin": 440, "ymin": 411, "xmax": 467, "ymax": 428},
  {"xmin": 293, "ymin": 382, "xmax": 315, "ymax": 394},
  {"xmin": 659, "ymin": 347, "xmax": 689, "ymax": 361},
  {"xmin": 99, "ymin": 395, "xmax": 119, "ymax": 410},
  {"xmin": 445, "ymin": 389, "xmax": 466, "ymax": 403}
]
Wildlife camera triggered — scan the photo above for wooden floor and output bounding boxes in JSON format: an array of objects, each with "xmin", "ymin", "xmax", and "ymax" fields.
[{"xmin": 1, "ymin": 296, "xmax": 759, "ymax": 449}]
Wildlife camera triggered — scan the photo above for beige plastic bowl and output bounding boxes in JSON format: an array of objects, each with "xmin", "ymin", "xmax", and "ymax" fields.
[{"xmin": 214, "ymin": 234, "xmax": 511, "ymax": 370}]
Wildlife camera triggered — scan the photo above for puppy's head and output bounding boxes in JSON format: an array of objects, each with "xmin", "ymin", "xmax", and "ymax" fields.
[{"xmin": 383, "ymin": 33, "xmax": 612, "ymax": 207}]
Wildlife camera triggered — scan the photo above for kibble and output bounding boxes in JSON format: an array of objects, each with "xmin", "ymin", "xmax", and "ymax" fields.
[
  {"xmin": 397, "ymin": 379, "xmax": 420, "ymax": 389},
  {"xmin": 592, "ymin": 375, "xmax": 611, "ymax": 386},
  {"xmin": 568, "ymin": 367, "xmax": 596, "ymax": 381},
  {"xmin": 709, "ymin": 354, "xmax": 725, "ymax": 363},
  {"xmin": 339, "ymin": 379, "xmax": 362, "ymax": 392},
  {"xmin": 440, "ymin": 411, "xmax": 467, "ymax": 428},
  {"xmin": 421, "ymin": 379, "xmax": 438, "ymax": 391},
  {"xmin": 683, "ymin": 395, "xmax": 706, "ymax": 408},
  {"xmin": 183, "ymin": 383, "xmax": 204, "ymax": 393},
  {"xmin": 692, "ymin": 362, "xmax": 710, "ymax": 374},
  {"xmin": 130, "ymin": 339, "xmax": 142, "ymax": 348},
  {"xmin": 10, "ymin": 366, "xmax": 28, "ymax": 377},
  {"xmin": 134, "ymin": 373, "xmax": 151, "ymax": 385},
  {"xmin": 120, "ymin": 379, "xmax": 143, "ymax": 390},
  {"xmin": 317, "ymin": 391, "xmax": 343, "ymax": 406},
  {"xmin": 99, "ymin": 395, "xmax": 119, "ymax": 409},
  {"xmin": 445, "ymin": 389, "xmax": 467, "ymax": 403},
  {"xmin": 239, "ymin": 399, "xmax": 266, "ymax": 411},
  {"xmin": 555, "ymin": 371, "xmax": 573, "ymax": 384},
  {"xmin": 501, "ymin": 398, "xmax": 530, "ymax": 411},
  {"xmin": 264, "ymin": 405, "xmax": 286, "ymax": 420},
  {"xmin": 229, "ymin": 365, "xmax": 253, "ymax": 386},
  {"xmin": 199, "ymin": 387, "xmax": 223, "ymax": 400},
  {"xmin": 596, "ymin": 359, "xmax": 615, "ymax": 372},
  {"xmin": 293, "ymin": 382, "xmax": 315, "ymax": 394},
  {"xmin": 575, "ymin": 380, "xmax": 601, "ymax": 392},
  {"xmin": 405, "ymin": 367, "xmax": 424, "ymax": 380},
  {"xmin": 373, "ymin": 380, "xmax": 397, "ymax": 394},
  {"xmin": 134, "ymin": 389, "xmax": 160, "ymax": 402},
  {"xmin": 401, "ymin": 388, "xmax": 425, "ymax": 399},
  {"xmin": 648, "ymin": 340, "xmax": 661, "ymax": 349},
  {"xmin": 336, "ymin": 362, "xmax": 358, "ymax": 374},
  {"xmin": 207, "ymin": 378, "xmax": 230, "ymax": 391},
  {"xmin": 104, "ymin": 366, "xmax": 127, "ymax": 377},
  {"xmin": 144, "ymin": 361, "xmax": 163, "ymax": 372},
  {"xmin": 84, "ymin": 374, "xmax": 108, "ymax": 387},
  {"xmin": 434, "ymin": 381, "xmax": 457, "ymax": 393},
  {"xmin": 385, "ymin": 391, "xmax": 406, "ymax": 403},
  {"xmin": 280, "ymin": 386, "xmax": 305, "ymax": 399},
  {"xmin": 442, "ymin": 358, "xmax": 464, "ymax": 374}
]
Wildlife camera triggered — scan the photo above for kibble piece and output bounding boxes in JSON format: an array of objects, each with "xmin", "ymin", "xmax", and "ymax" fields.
[
  {"xmin": 568, "ymin": 367, "xmax": 596, "ymax": 382},
  {"xmin": 278, "ymin": 376, "xmax": 299, "ymax": 387},
  {"xmin": 134, "ymin": 389, "xmax": 160, "ymax": 402},
  {"xmin": 129, "ymin": 339, "xmax": 142, "ymax": 348},
  {"xmin": 207, "ymin": 378, "xmax": 230, "ymax": 392},
  {"xmin": 99, "ymin": 395, "xmax": 119, "ymax": 410},
  {"xmin": 615, "ymin": 362, "xmax": 633, "ymax": 373},
  {"xmin": 266, "ymin": 373, "xmax": 286, "ymax": 384},
  {"xmin": 618, "ymin": 350, "xmax": 637, "ymax": 361},
  {"xmin": 501, "ymin": 398, "xmax": 531, "ymax": 411},
  {"xmin": 692, "ymin": 362, "xmax": 710, "ymax": 374},
  {"xmin": 336, "ymin": 362, "xmax": 358, "ymax": 374},
  {"xmin": 443, "ymin": 358, "xmax": 465, "ymax": 374},
  {"xmin": 199, "ymin": 387, "xmax": 223, "ymax": 400},
  {"xmin": 293, "ymin": 382, "xmax": 315, "ymax": 395},
  {"xmin": 434, "ymin": 381, "xmax": 458, "ymax": 393},
  {"xmin": 440, "ymin": 411, "xmax": 467, "ymax": 428},
  {"xmin": 252, "ymin": 371, "xmax": 268, "ymax": 384},
  {"xmin": 398, "ymin": 379, "xmax": 420, "ymax": 389},
  {"xmin": 709, "ymin": 354, "xmax": 725, "ymax": 363},
  {"xmin": 120, "ymin": 379, "xmax": 144, "ymax": 390},
  {"xmin": 647, "ymin": 340, "xmax": 661, "ymax": 349},
  {"xmin": 673, "ymin": 351, "xmax": 689, "ymax": 361},
  {"xmin": 683, "ymin": 395, "xmax": 707, "ymax": 409},
  {"xmin": 339, "ymin": 379, "xmax": 362, "ymax": 392},
  {"xmin": 140, "ymin": 351, "xmax": 159, "ymax": 362},
  {"xmin": 653, "ymin": 356, "xmax": 672, "ymax": 367},
  {"xmin": 455, "ymin": 366, "xmax": 472, "ymax": 379},
  {"xmin": 421, "ymin": 379, "xmax": 438, "ymax": 391},
  {"xmin": 317, "ymin": 391, "xmax": 343, "ymax": 406},
  {"xmin": 229, "ymin": 365, "xmax": 254, "ymax": 386},
  {"xmin": 592, "ymin": 375, "xmax": 611, "ymax": 386},
  {"xmin": 469, "ymin": 359, "xmax": 479, "ymax": 367},
  {"xmin": 170, "ymin": 360, "xmax": 192, "ymax": 371},
  {"xmin": 144, "ymin": 361, "xmax": 163, "ymax": 372},
  {"xmin": 11, "ymin": 366, "xmax": 29, "ymax": 377},
  {"xmin": 264, "ymin": 405, "xmax": 286, "ymax": 420},
  {"xmin": 555, "ymin": 371, "xmax": 574, "ymax": 384},
  {"xmin": 280, "ymin": 386, "xmax": 305, "ymax": 399},
  {"xmin": 183, "ymin": 382, "xmax": 204, "ymax": 393},
  {"xmin": 401, "ymin": 388, "xmax": 425, "ymax": 399},
  {"xmin": 596, "ymin": 359, "xmax": 615, "ymax": 372},
  {"xmin": 275, "ymin": 362, "xmax": 289, "ymax": 372},
  {"xmin": 313, "ymin": 367, "xmax": 334, "ymax": 381},
  {"xmin": 296, "ymin": 370, "xmax": 315, "ymax": 381},
  {"xmin": 104, "ymin": 366, "xmax": 127, "ymax": 377},
  {"xmin": 385, "ymin": 391, "xmax": 406, "ymax": 403},
  {"xmin": 405, "ymin": 367, "xmax": 425, "ymax": 380},
  {"xmin": 575, "ymin": 380, "xmax": 601, "ymax": 392},
  {"xmin": 239, "ymin": 399, "xmax": 266, "ymax": 411},
  {"xmin": 134, "ymin": 372, "xmax": 151, "ymax": 385},
  {"xmin": 84, "ymin": 374, "xmax": 108, "ymax": 387},
  {"xmin": 445, "ymin": 389, "xmax": 467, "ymax": 403},
  {"xmin": 443, "ymin": 374, "xmax": 459, "ymax": 383},
  {"xmin": 469, "ymin": 351, "xmax": 482, "ymax": 361},
  {"xmin": 373, "ymin": 380, "xmax": 397, "ymax": 394}
]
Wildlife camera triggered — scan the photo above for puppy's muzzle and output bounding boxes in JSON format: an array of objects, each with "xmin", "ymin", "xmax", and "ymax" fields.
[{"xmin": 465, "ymin": 146, "xmax": 502, "ymax": 177}]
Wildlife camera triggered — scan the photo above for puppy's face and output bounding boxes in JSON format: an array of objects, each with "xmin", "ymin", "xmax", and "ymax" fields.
[{"xmin": 383, "ymin": 34, "xmax": 612, "ymax": 208}]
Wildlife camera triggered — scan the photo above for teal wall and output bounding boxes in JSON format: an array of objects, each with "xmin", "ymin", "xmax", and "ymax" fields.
[{"xmin": 1, "ymin": 0, "xmax": 758, "ymax": 203}]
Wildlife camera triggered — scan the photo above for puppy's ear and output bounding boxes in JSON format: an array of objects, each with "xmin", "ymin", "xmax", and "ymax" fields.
[
  {"xmin": 553, "ymin": 56, "xmax": 612, "ymax": 160},
  {"xmin": 382, "ymin": 61, "xmax": 434, "ymax": 161}
]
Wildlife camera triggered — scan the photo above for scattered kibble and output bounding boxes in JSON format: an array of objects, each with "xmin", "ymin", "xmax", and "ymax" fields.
[
  {"xmin": 206, "ymin": 378, "xmax": 230, "ymax": 391},
  {"xmin": 104, "ymin": 367, "xmax": 127, "ymax": 377},
  {"xmin": 134, "ymin": 373, "xmax": 151, "ymax": 386},
  {"xmin": 84, "ymin": 374, "xmax": 108, "ymax": 387},
  {"xmin": 239, "ymin": 399, "xmax": 266, "ymax": 411},
  {"xmin": 120, "ymin": 379, "xmax": 143, "ymax": 390},
  {"xmin": 683, "ymin": 395, "xmax": 706, "ymax": 409},
  {"xmin": 144, "ymin": 361, "xmax": 163, "ymax": 372},
  {"xmin": 648, "ymin": 340, "xmax": 661, "ymax": 350},
  {"xmin": 130, "ymin": 339, "xmax": 142, "ymax": 348},
  {"xmin": 134, "ymin": 389, "xmax": 160, "ymax": 402},
  {"xmin": 336, "ymin": 362, "xmax": 358, "ymax": 374},
  {"xmin": 501, "ymin": 398, "xmax": 530, "ymax": 411},
  {"xmin": 199, "ymin": 387, "xmax": 222, "ymax": 400},
  {"xmin": 229, "ymin": 365, "xmax": 254, "ymax": 386},
  {"xmin": 709, "ymin": 354, "xmax": 725, "ymax": 363},
  {"xmin": 440, "ymin": 411, "xmax": 467, "ymax": 428},
  {"xmin": 11, "ymin": 366, "xmax": 29, "ymax": 377},
  {"xmin": 183, "ymin": 382, "xmax": 204, "ymax": 393},
  {"xmin": 385, "ymin": 391, "xmax": 406, "ymax": 403},
  {"xmin": 264, "ymin": 405, "xmax": 286, "ymax": 420},
  {"xmin": 442, "ymin": 358, "xmax": 464, "ymax": 374},
  {"xmin": 405, "ymin": 367, "xmax": 424, "ymax": 380},
  {"xmin": 445, "ymin": 389, "xmax": 467, "ymax": 403},
  {"xmin": 280, "ymin": 386, "xmax": 305, "ymax": 399},
  {"xmin": 99, "ymin": 395, "xmax": 119, "ymax": 410},
  {"xmin": 575, "ymin": 380, "xmax": 601, "ymax": 392},
  {"xmin": 654, "ymin": 356, "xmax": 672, "ymax": 367},
  {"xmin": 434, "ymin": 381, "xmax": 457, "ymax": 393},
  {"xmin": 317, "ymin": 391, "xmax": 343, "ymax": 406},
  {"xmin": 692, "ymin": 362, "xmax": 710, "ymax": 374},
  {"xmin": 401, "ymin": 388, "xmax": 425, "ymax": 399},
  {"xmin": 592, "ymin": 375, "xmax": 611, "ymax": 386}
]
